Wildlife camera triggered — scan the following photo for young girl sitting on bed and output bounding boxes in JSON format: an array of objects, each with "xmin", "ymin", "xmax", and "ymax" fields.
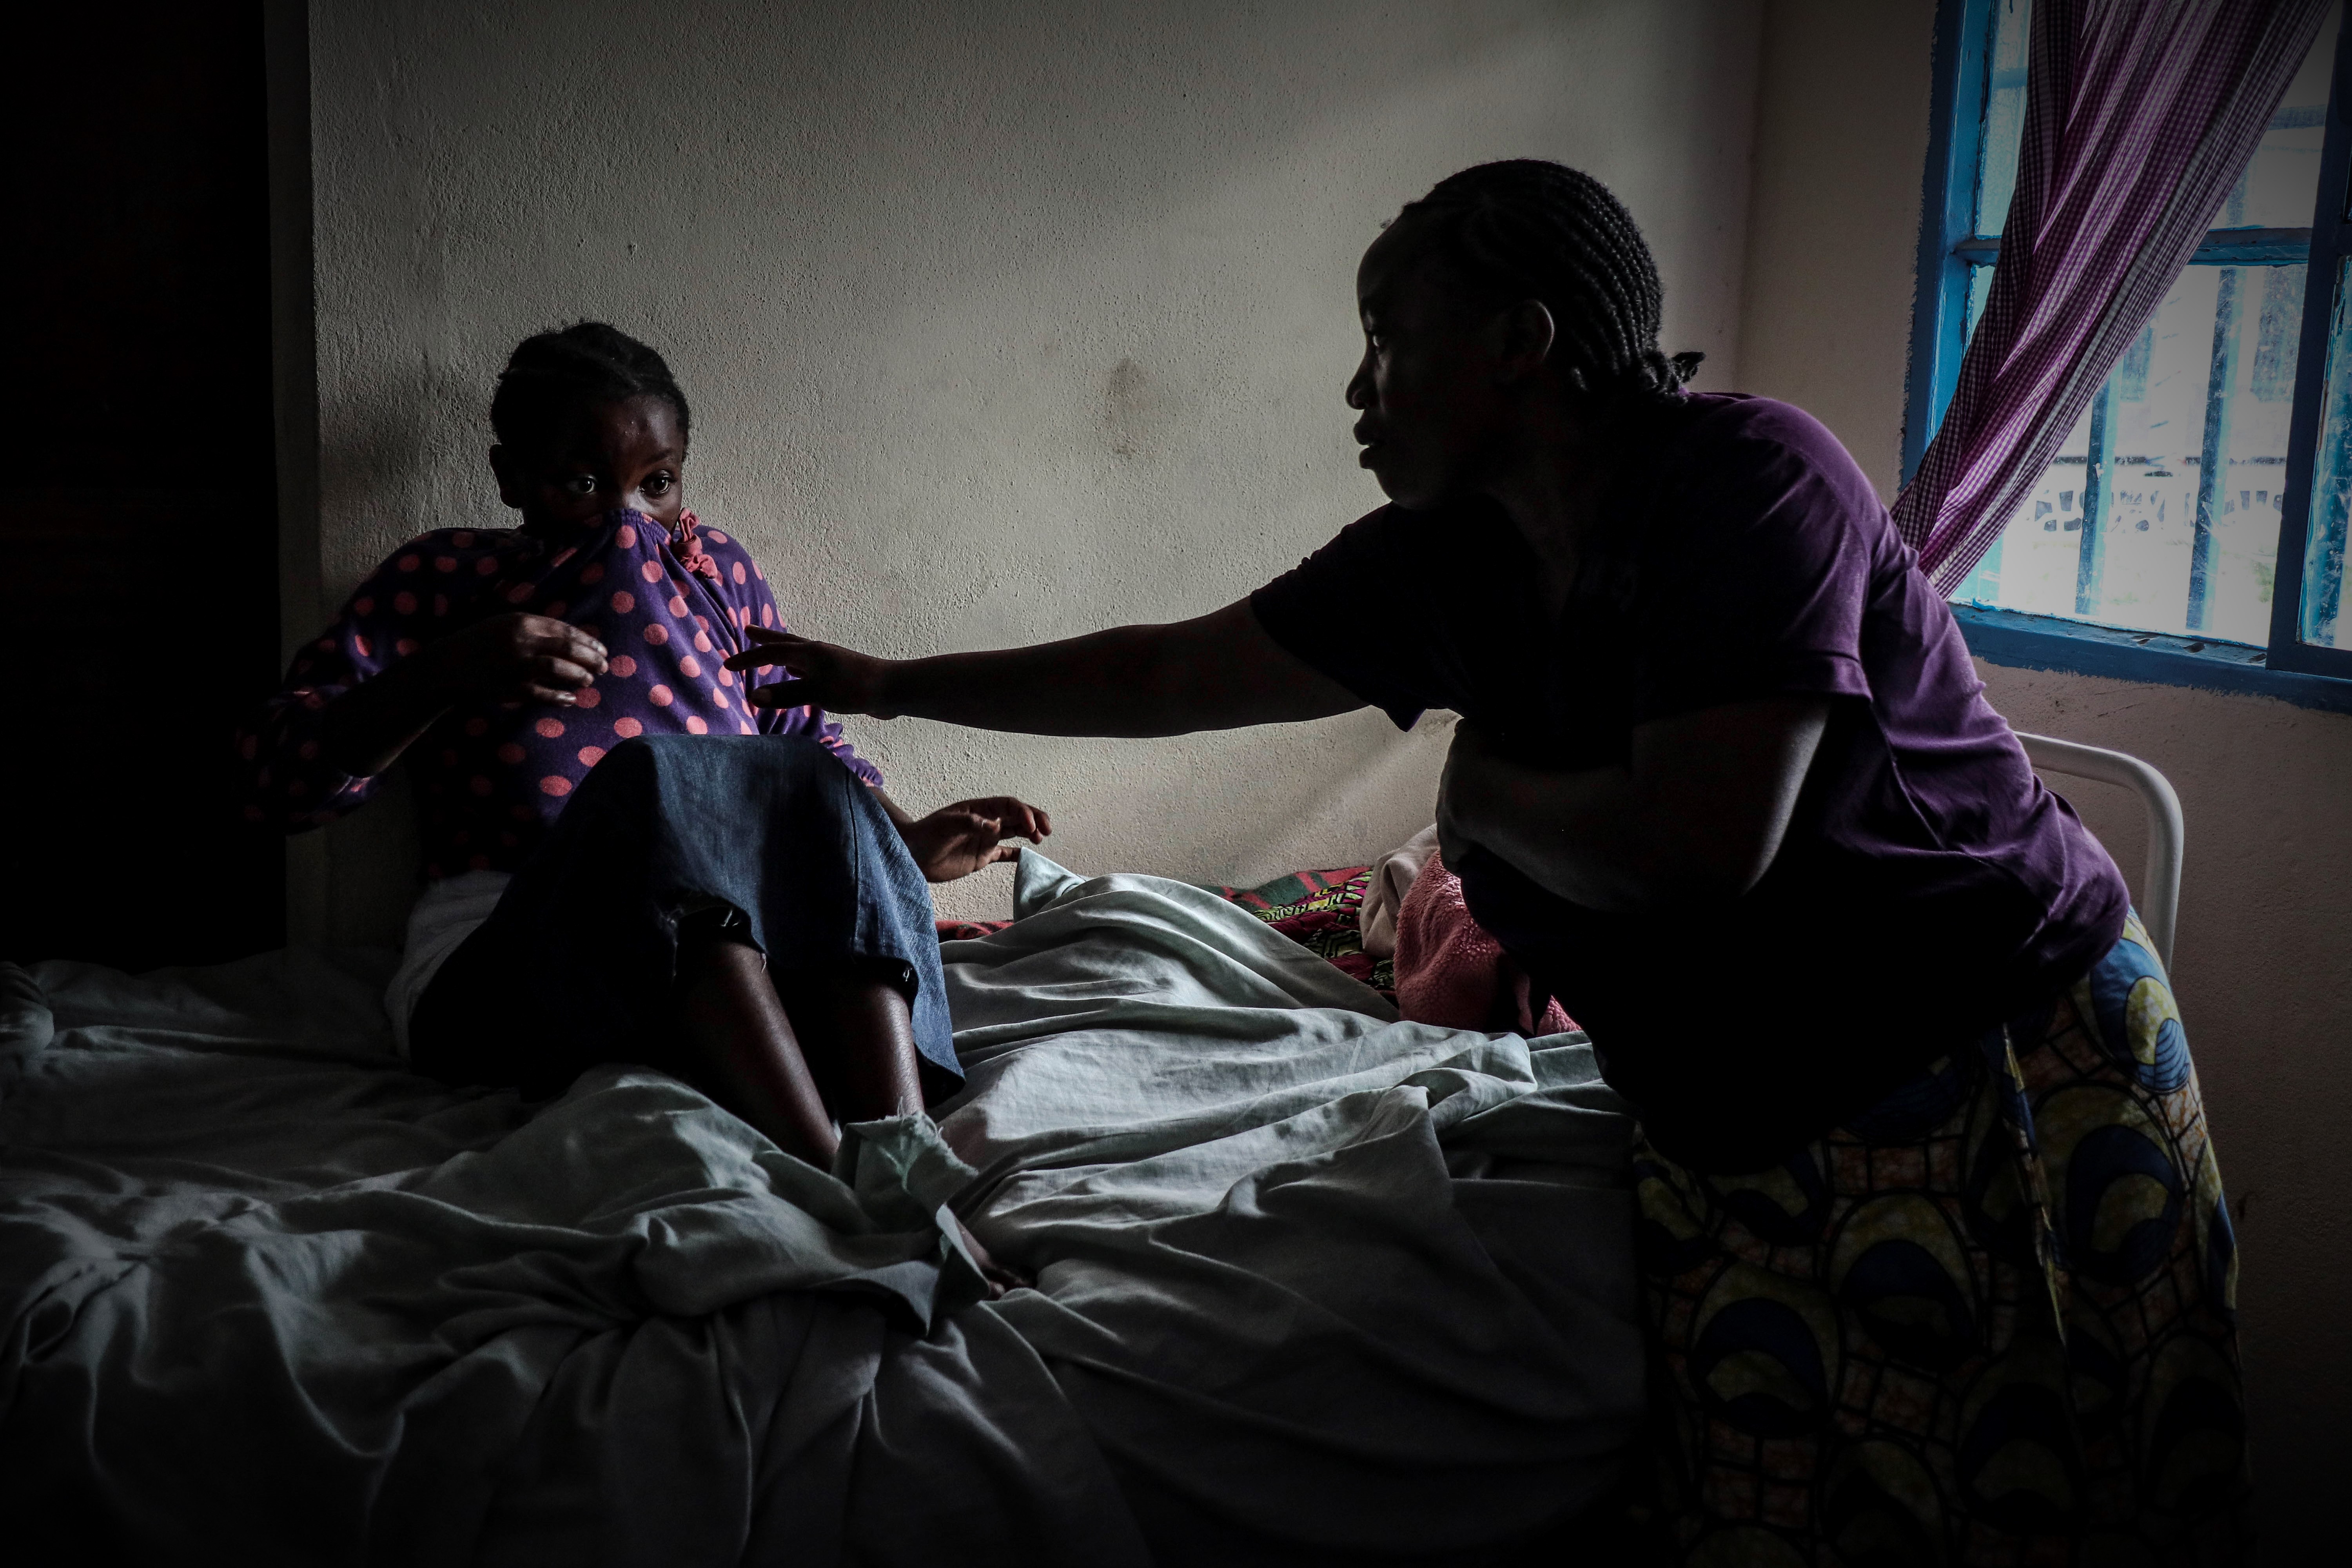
[{"xmin": 240, "ymin": 323, "xmax": 1041, "ymax": 1284}]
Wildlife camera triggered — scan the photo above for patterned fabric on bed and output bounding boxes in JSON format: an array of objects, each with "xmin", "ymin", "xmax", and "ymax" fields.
[
  {"xmin": 938, "ymin": 866, "xmax": 1397, "ymax": 1000},
  {"xmin": 1200, "ymin": 866, "xmax": 1393, "ymax": 1000}
]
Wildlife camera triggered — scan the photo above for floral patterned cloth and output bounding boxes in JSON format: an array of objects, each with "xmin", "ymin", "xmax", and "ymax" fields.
[{"xmin": 1635, "ymin": 911, "xmax": 2250, "ymax": 1564}]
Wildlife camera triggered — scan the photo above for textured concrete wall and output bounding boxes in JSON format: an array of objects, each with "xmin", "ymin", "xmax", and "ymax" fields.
[
  {"xmin": 1737, "ymin": 0, "xmax": 1936, "ymax": 501},
  {"xmin": 1740, "ymin": 1, "xmax": 2352, "ymax": 1548},
  {"xmin": 298, "ymin": 0, "xmax": 1763, "ymax": 933}
]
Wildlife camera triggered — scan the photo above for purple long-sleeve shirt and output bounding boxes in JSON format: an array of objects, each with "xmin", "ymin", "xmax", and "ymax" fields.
[{"xmin": 240, "ymin": 509, "xmax": 881, "ymax": 880}]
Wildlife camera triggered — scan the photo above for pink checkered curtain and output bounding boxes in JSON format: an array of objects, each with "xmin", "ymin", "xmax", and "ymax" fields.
[{"xmin": 1895, "ymin": 0, "xmax": 2330, "ymax": 590}]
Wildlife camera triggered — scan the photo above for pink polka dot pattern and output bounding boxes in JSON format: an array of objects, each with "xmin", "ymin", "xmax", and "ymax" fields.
[{"xmin": 240, "ymin": 508, "xmax": 882, "ymax": 877}]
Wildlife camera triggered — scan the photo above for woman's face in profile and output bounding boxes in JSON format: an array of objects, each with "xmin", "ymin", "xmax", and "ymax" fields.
[{"xmin": 1346, "ymin": 223, "xmax": 1514, "ymax": 511}]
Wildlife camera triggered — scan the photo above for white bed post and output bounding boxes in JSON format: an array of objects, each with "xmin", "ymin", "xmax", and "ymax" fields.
[{"xmin": 2016, "ymin": 732, "xmax": 2186, "ymax": 973}]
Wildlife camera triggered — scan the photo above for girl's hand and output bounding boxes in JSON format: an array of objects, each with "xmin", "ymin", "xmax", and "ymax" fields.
[
  {"xmin": 728, "ymin": 629, "xmax": 897, "ymax": 715},
  {"xmin": 422, "ymin": 613, "xmax": 608, "ymax": 705},
  {"xmin": 898, "ymin": 796, "xmax": 1053, "ymax": 883},
  {"xmin": 319, "ymin": 613, "xmax": 606, "ymax": 777}
]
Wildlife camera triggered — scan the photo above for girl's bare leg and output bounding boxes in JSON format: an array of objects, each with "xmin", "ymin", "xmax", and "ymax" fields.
[
  {"xmin": 671, "ymin": 935, "xmax": 838, "ymax": 1167},
  {"xmin": 793, "ymin": 977, "xmax": 1027, "ymax": 1296},
  {"xmin": 806, "ymin": 978, "xmax": 926, "ymax": 1122},
  {"xmin": 673, "ymin": 948, "xmax": 1025, "ymax": 1296}
]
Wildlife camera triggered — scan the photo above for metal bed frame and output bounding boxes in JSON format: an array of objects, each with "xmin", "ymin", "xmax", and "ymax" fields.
[{"xmin": 2015, "ymin": 733, "xmax": 2186, "ymax": 971}]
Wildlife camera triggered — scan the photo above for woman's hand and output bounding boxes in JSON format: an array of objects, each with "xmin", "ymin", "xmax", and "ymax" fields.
[
  {"xmin": 728, "ymin": 629, "xmax": 897, "ymax": 715},
  {"xmin": 897, "ymin": 796, "xmax": 1053, "ymax": 882},
  {"xmin": 420, "ymin": 613, "xmax": 609, "ymax": 706}
]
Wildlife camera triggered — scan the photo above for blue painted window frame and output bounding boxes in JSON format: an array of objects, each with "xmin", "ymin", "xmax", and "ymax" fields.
[{"xmin": 1905, "ymin": 0, "xmax": 2352, "ymax": 713}]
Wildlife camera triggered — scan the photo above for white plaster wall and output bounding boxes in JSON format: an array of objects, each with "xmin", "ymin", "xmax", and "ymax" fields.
[
  {"xmin": 1741, "ymin": 2, "xmax": 2352, "ymax": 1549},
  {"xmin": 1736, "ymin": 0, "xmax": 1936, "ymax": 501},
  {"xmin": 298, "ymin": 0, "xmax": 1762, "ymax": 935}
]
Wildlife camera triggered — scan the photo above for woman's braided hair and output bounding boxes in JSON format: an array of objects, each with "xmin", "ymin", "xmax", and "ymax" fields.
[
  {"xmin": 1393, "ymin": 159, "xmax": 1701, "ymax": 407},
  {"xmin": 490, "ymin": 321, "xmax": 691, "ymax": 457}
]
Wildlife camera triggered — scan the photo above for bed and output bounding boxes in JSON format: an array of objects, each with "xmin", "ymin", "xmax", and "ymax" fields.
[{"xmin": 0, "ymin": 851, "xmax": 1642, "ymax": 1565}]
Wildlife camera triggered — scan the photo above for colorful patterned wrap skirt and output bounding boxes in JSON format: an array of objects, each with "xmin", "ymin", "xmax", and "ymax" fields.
[{"xmin": 1634, "ymin": 913, "xmax": 2250, "ymax": 1564}]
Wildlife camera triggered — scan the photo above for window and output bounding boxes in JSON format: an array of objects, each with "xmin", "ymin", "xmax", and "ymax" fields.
[{"xmin": 1907, "ymin": 0, "xmax": 2352, "ymax": 710}]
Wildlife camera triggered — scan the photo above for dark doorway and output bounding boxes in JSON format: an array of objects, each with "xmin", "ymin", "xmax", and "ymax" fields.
[{"xmin": 9, "ymin": 4, "xmax": 286, "ymax": 969}]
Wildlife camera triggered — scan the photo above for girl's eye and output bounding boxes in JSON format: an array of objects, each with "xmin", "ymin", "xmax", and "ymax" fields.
[
  {"xmin": 643, "ymin": 473, "xmax": 674, "ymax": 496},
  {"xmin": 563, "ymin": 475, "xmax": 599, "ymax": 495}
]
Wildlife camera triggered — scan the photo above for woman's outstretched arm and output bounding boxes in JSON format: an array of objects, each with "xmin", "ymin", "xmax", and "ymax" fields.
[{"xmin": 724, "ymin": 599, "xmax": 1364, "ymax": 737}]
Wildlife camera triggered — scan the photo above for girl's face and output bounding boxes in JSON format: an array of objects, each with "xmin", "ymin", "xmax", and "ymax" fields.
[
  {"xmin": 492, "ymin": 394, "xmax": 687, "ymax": 532},
  {"xmin": 1345, "ymin": 222, "xmax": 1519, "ymax": 510}
]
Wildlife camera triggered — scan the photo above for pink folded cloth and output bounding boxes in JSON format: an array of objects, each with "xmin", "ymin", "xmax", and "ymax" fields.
[{"xmin": 1392, "ymin": 846, "xmax": 1575, "ymax": 1036}]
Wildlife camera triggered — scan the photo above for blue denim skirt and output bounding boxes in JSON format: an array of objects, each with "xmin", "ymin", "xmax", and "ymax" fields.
[{"xmin": 409, "ymin": 734, "xmax": 956, "ymax": 1098}]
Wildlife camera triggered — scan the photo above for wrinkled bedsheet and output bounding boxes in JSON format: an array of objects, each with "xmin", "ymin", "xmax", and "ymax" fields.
[{"xmin": 0, "ymin": 852, "xmax": 1640, "ymax": 1564}]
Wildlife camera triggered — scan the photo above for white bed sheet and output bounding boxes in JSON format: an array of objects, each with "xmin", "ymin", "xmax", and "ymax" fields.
[{"xmin": 0, "ymin": 851, "xmax": 1641, "ymax": 1563}]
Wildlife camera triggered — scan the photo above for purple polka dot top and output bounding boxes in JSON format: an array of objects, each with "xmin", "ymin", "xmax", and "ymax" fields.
[{"xmin": 239, "ymin": 508, "xmax": 881, "ymax": 880}]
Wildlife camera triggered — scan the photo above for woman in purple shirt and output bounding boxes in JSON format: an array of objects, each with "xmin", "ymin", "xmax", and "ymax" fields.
[
  {"xmin": 729, "ymin": 164, "xmax": 2249, "ymax": 1560},
  {"xmin": 243, "ymin": 324, "xmax": 1042, "ymax": 1290}
]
